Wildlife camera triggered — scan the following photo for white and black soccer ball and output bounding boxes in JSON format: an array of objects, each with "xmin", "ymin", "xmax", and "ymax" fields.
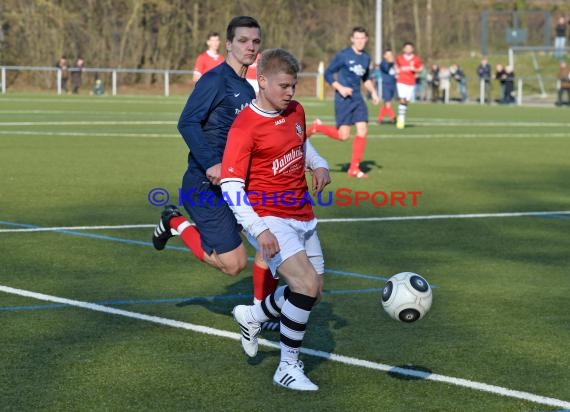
[{"xmin": 381, "ymin": 272, "xmax": 433, "ymax": 323}]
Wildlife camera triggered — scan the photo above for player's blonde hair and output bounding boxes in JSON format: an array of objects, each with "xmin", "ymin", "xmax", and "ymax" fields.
[{"xmin": 258, "ymin": 48, "xmax": 300, "ymax": 77}]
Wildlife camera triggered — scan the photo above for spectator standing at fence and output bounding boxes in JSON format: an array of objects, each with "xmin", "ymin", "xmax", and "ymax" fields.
[
  {"xmin": 554, "ymin": 16, "xmax": 568, "ymax": 59},
  {"xmin": 71, "ymin": 56, "xmax": 85, "ymax": 94},
  {"xmin": 193, "ymin": 31, "xmax": 225, "ymax": 82},
  {"xmin": 556, "ymin": 61, "xmax": 570, "ymax": 106},
  {"xmin": 501, "ymin": 65, "xmax": 515, "ymax": 104},
  {"xmin": 495, "ymin": 64, "xmax": 506, "ymax": 103},
  {"xmin": 427, "ymin": 64, "xmax": 440, "ymax": 102},
  {"xmin": 439, "ymin": 66, "xmax": 451, "ymax": 103},
  {"xmin": 477, "ymin": 57, "xmax": 492, "ymax": 103},
  {"xmin": 56, "ymin": 55, "xmax": 69, "ymax": 93},
  {"xmin": 450, "ymin": 64, "xmax": 467, "ymax": 102}
]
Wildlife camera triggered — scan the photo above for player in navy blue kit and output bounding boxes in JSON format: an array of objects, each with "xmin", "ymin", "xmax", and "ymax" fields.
[
  {"xmin": 307, "ymin": 26, "xmax": 379, "ymax": 178},
  {"xmin": 152, "ymin": 17, "xmax": 278, "ymax": 308},
  {"xmin": 376, "ymin": 49, "xmax": 397, "ymax": 124}
]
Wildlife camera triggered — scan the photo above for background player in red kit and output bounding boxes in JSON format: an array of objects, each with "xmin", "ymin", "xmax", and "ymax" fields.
[
  {"xmin": 246, "ymin": 52, "xmax": 261, "ymax": 96},
  {"xmin": 220, "ymin": 48, "xmax": 331, "ymax": 391},
  {"xmin": 395, "ymin": 42, "xmax": 423, "ymax": 129},
  {"xmin": 192, "ymin": 31, "xmax": 225, "ymax": 82}
]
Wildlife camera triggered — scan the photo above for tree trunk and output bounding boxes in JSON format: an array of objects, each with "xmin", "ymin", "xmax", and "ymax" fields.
[
  {"xmin": 426, "ymin": 0, "xmax": 432, "ymax": 56},
  {"xmin": 412, "ymin": 0, "xmax": 421, "ymax": 52},
  {"xmin": 387, "ymin": 0, "xmax": 395, "ymax": 52}
]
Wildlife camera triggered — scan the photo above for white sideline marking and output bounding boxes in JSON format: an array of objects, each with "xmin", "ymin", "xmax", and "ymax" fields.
[
  {"xmin": 0, "ymin": 120, "xmax": 174, "ymax": 126},
  {"xmin": 1, "ymin": 118, "xmax": 569, "ymax": 128},
  {"xmin": 0, "ymin": 211, "xmax": 568, "ymax": 233},
  {"xmin": 317, "ymin": 210, "xmax": 570, "ymax": 223},
  {"xmin": 1, "ymin": 129, "xmax": 569, "ymax": 140},
  {"xmin": 0, "ymin": 224, "xmax": 156, "ymax": 233},
  {"xmin": 0, "ymin": 130, "xmax": 179, "ymax": 138},
  {"xmin": 1, "ymin": 284, "xmax": 569, "ymax": 409}
]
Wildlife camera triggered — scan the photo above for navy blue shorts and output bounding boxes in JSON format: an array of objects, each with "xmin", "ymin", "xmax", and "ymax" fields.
[
  {"xmin": 334, "ymin": 95, "xmax": 369, "ymax": 127},
  {"xmin": 382, "ymin": 85, "xmax": 396, "ymax": 101},
  {"xmin": 180, "ymin": 172, "xmax": 242, "ymax": 255}
]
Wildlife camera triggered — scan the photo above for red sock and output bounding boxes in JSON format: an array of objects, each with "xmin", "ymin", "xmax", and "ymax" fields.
[
  {"xmin": 387, "ymin": 107, "xmax": 396, "ymax": 120},
  {"xmin": 316, "ymin": 123, "xmax": 341, "ymax": 140},
  {"xmin": 170, "ymin": 216, "xmax": 205, "ymax": 261},
  {"xmin": 350, "ymin": 135, "xmax": 366, "ymax": 170},
  {"xmin": 252, "ymin": 262, "xmax": 278, "ymax": 302},
  {"xmin": 377, "ymin": 107, "xmax": 386, "ymax": 120}
]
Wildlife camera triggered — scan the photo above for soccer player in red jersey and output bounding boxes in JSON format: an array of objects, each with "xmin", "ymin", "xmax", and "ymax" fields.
[
  {"xmin": 192, "ymin": 31, "xmax": 225, "ymax": 82},
  {"xmin": 395, "ymin": 42, "xmax": 423, "ymax": 129},
  {"xmin": 220, "ymin": 48, "xmax": 331, "ymax": 391},
  {"xmin": 153, "ymin": 17, "xmax": 279, "ymax": 324}
]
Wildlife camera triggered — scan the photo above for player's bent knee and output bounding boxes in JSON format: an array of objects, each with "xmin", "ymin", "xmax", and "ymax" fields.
[
  {"xmin": 220, "ymin": 260, "xmax": 246, "ymax": 276},
  {"xmin": 299, "ymin": 276, "xmax": 320, "ymax": 297}
]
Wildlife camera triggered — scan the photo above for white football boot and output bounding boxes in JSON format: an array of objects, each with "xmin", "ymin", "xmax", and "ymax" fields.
[
  {"xmin": 232, "ymin": 305, "xmax": 261, "ymax": 357},
  {"xmin": 273, "ymin": 360, "xmax": 319, "ymax": 391}
]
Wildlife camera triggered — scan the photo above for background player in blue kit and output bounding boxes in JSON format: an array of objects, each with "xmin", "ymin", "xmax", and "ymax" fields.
[
  {"xmin": 152, "ymin": 16, "xmax": 278, "ymax": 310},
  {"xmin": 307, "ymin": 26, "xmax": 379, "ymax": 179},
  {"xmin": 376, "ymin": 49, "xmax": 397, "ymax": 124}
]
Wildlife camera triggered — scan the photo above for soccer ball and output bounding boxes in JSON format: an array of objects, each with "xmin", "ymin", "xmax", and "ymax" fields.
[{"xmin": 381, "ymin": 272, "xmax": 433, "ymax": 323}]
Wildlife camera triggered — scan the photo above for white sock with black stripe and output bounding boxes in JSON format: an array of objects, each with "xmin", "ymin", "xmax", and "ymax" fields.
[
  {"xmin": 279, "ymin": 292, "xmax": 317, "ymax": 364},
  {"xmin": 247, "ymin": 286, "xmax": 290, "ymax": 323}
]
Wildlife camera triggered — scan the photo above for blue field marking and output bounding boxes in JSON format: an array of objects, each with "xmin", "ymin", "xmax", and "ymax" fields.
[
  {"xmin": 0, "ymin": 288, "xmax": 384, "ymax": 312},
  {"xmin": 538, "ymin": 213, "xmax": 570, "ymax": 220},
  {"xmin": 0, "ymin": 220, "xmax": 393, "ymax": 283}
]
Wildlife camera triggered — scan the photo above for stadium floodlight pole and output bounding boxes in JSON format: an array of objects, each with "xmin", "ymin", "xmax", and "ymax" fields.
[{"xmin": 375, "ymin": 0, "xmax": 382, "ymax": 64}]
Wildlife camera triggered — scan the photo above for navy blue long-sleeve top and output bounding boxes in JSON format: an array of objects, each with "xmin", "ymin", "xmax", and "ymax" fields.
[{"xmin": 177, "ymin": 62, "xmax": 255, "ymax": 177}]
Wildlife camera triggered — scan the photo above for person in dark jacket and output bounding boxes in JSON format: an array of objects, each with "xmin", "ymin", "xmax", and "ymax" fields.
[{"xmin": 477, "ymin": 57, "xmax": 492, "ymax": 103}]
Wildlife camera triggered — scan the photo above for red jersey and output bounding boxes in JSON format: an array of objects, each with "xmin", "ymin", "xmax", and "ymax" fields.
[
  {"xmin": 221, "ymin": 100, "xmax": 314, "ymax": 221},
  {"xmin": 193, "ymin": 51, "xmax": 224, "ymax": 77},
  {"xmin": 396, "ymin": 54, "xmax": 423, "ymax": 85},
  {"xmin": 246, "ymin": 53, "xmax": 261, "ymax": 80}
]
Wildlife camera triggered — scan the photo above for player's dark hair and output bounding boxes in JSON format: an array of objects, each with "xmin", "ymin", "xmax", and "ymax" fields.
[
  {"xmin": 206, "ymin": 31, "xmax": 220, "ymax": 40},
  {"xmin": 352, "ymin": 26, "xmax": 368, "ymax": 36},
  {"xmin": 258, "ymin": 48, "xmax": 300, "ymax": 76},
  {"xmin": 226, "ymin": 16, "xmax": 261, "ymax": 42},
  {"xmin": 403, "ymin": 41, "xmax": 415, "ymax": 48}
]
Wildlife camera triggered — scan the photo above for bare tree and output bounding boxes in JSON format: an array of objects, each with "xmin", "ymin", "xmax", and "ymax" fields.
[
  {"xmin": 412, "ymin": 0, "xmax": 422, "ymax": 52},
  {"xmin": 426, "ymin": 0, "xmax": 432, "ymax": 56}
]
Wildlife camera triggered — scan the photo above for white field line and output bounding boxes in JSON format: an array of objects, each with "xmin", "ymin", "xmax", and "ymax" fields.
[
  {"xmin": 0, "ymin": 130, "xmax": 180, "ymax": 138},
  {"xmin": 0, "ymin": 224, "xmax": 157, "ymax": 233},
  {"xmin": 0, "ymin": 97, "xmax": 185, "ymax": 105},
  {"xmin": 0, "ymin": 120, "xmax": 175, "ymax": 126},
  {"xmin": 0, "ymin": 211, "xmax": 568, "ymax": 233},
  {"xmin": 0, "ymin": 110, "xmax": 176, "ymax": 115},
  {"xmin": 0, "ymin": 284, "xmax": 569, "ymax": 410},
  {"xmin": 1, "ymin": 130, "xmax": 569, "ymax": 140},
  {"xmin": 1, "ymin": 119, "xmax": 570, "ymax": 128}
]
